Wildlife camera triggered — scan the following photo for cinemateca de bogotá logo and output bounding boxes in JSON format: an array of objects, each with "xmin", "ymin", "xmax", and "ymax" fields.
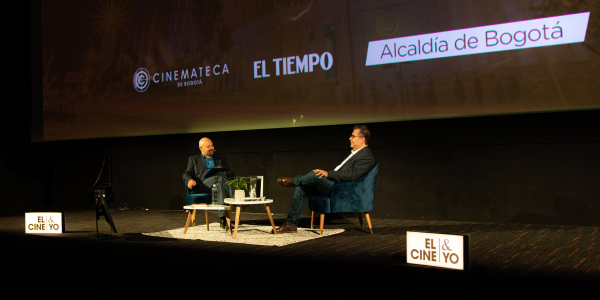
[{"xmin": 133, "ymin": 68, "xmax": 150, "ymax": 92}]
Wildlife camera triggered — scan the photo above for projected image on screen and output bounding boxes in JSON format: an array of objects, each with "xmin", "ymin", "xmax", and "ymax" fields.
[{"xmin": 41, "ymin": 0, "xmax": 600, "ymax": 141}]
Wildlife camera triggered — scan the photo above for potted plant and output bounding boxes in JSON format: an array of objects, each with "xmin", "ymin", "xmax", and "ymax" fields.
[{"xmin": 226, "ymin": 177, "xmax": 250, "ymax": 199}]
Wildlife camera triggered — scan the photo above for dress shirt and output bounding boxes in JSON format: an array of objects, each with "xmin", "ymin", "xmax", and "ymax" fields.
[
  {"xmin": 334, "ymin": 146, "xmax": 366, "ymax": 171},
  {"xmin": 202, "ymin": 153, "xmax": 215, "ymax": 179}
]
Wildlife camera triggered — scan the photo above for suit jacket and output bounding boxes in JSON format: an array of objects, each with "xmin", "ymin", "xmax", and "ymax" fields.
[
  {"xmin": 327, "ymin": 146, "xmax": 375, "ymax": 183},
  {"xmin": 182, "ymin": 154, "xmax": 235, "ymax": 184}
]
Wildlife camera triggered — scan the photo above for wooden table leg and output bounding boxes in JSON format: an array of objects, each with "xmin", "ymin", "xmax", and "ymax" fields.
[
  {"xmin": 205, "ymin": 210, "xmax": 210, "ymax": 231},
  {"xmin": 233, "ymin": 205, "xmax": 241, "ymax": 239},
  {"xmin": 264, "ymin": 203, "xmax": 277, "ymax": 235},
  {"xmin": 191, "ymin": 209, "xmax": 197, "ymax": 227},
  {"xmin": 184, "ymin": 210, "xmax": 193, "ymax": 234},
  {"xmin": 225, "ymin": 207, "xmax": 232, "ymax": 235}
]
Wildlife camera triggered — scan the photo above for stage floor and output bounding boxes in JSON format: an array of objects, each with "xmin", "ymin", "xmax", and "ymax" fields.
[{"xmin": 2, "ymin": 209, "xmax": 598, "ymax": 296}]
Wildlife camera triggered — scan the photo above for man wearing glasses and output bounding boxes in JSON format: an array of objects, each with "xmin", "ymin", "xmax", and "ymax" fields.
[{"xmin": 275, "ymin": 125, "xmax": 375, "ymax": 233}]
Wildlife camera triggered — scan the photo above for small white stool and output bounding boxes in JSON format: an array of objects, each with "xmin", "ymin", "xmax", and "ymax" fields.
[{"xmin": 183, "ymin": 205, "xmax": 232, "ymax": 234}]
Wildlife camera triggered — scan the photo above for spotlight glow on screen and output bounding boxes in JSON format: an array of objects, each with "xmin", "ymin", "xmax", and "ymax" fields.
[{"xmin": 40, "ymin": 0, "xmax": 600, "ymax": 141}]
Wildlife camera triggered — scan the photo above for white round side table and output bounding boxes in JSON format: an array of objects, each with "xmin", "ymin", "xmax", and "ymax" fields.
[
  {"xmin": 224, "ymin": 199, "xmax": 277, "ymax": 239},
  {"xmin": 182, "ymin": 204, "xmax": 232, "ymax": 234}
]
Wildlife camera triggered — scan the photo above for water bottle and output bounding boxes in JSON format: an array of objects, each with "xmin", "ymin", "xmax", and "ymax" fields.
[{"xmin": 211, "ymin": 184, "xmax": 218, "ymax": 205}]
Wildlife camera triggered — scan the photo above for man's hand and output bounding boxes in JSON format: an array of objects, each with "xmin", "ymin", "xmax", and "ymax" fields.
[
  {"xmin": 188, "ymin": 179, "xmax": 197, "ymax": 189},
  {"xmin": 313, "ymin": 169, "xmax": 328, "ymax": 178}
]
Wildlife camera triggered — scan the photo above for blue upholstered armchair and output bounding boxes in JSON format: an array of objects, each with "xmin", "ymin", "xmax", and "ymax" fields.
[
  {"xmin": 308, "ymin": 162, "xmax": 379, "ymax": 235},
  {"xmin": 184, "ymin": 181, "xmax": 211, "ymax": 206}
]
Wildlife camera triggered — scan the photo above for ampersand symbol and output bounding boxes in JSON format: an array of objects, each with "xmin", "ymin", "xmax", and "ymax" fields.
[{"xmin": 442, "ymin": 239, "xmax": 452, "ymax": 251}]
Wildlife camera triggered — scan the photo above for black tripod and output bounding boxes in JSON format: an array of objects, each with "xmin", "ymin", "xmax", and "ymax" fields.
[{"xmin": 95, "ymin": 187, "xmax": 117, "ymax": 235}]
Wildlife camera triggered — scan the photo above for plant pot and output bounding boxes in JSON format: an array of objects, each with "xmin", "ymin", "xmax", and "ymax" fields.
[{"xmin": 234, "ymin": 190, "xmax": 245, "ymax": 200}]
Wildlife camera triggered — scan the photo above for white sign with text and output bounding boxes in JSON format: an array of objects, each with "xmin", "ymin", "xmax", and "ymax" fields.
[
  {"xmin": 406, "ymin": 231, "xmax": 469, "ymax": 270},
  {"xmin": 25, "ymin": 212, "xmax": 64, "ymax": 233},
  {"xmin": 366, "ymin": 12, "xmax": 590, "ymax": 66}
]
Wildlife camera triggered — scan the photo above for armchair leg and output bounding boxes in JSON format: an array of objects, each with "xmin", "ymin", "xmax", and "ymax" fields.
[
  {"xmin": 365, "ymin": 213, "xmax": 373, "ymax": 234},
  {"xmin": 356, "ymin": 213, "xmax": 363, "ymax": 229},
  {"xmin": 319, "ymin": 213, "xmax": 325, "ymax": 236},
  {"xmin": 311, "ymin": 211, "xmax": 315, "ymax": 230}
]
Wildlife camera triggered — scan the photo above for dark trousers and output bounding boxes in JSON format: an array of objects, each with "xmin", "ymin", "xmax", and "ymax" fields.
[
  {"xmin": 285, "ymin": 171, "xmax": 335, "ymax": 228},
  {"xmin": 200, "ymin": 172, "xmax": 234, "ymax": 218}
]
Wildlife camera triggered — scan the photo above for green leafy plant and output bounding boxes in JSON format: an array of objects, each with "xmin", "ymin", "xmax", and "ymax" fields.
[{"xmin": 226, "ymin": 177, "xmax": 250, "ymax": 190}]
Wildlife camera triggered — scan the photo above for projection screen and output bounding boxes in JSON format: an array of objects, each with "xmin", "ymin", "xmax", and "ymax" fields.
[{"xmin": 40, "ymin": 0, "xmax": 600, "ymax": 141}]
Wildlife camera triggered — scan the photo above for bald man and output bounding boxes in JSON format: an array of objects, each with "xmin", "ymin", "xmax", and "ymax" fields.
[{"xmin": 183, "ymin": 138, "xmax": 235, "ymax": 228}]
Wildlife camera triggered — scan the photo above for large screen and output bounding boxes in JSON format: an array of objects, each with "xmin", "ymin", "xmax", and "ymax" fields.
[{"xmin": 41, "ymin": 0, "xmax": 600, "ymax": 141}]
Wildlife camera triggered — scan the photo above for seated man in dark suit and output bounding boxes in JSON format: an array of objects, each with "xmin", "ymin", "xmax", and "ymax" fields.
[
  {"xmin": 183, "ymin": 137, "xmax": 235, "ymax": 229},
  {"xmin": 275, "ymin": 125, "xmax": 375, "ymax": 233}
]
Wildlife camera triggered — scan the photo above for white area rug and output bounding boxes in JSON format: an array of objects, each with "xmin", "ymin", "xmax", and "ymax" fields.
[{"xmin": 143, "ymin": 223, "xmax": 344, "ymax": 247}]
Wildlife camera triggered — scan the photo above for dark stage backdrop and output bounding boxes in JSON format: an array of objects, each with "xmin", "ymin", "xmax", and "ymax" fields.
[
  {"xmin": 7, "ymin": 110, "xmax": 600, "ymax": 227},
  {"xmin": 39, "ymin": 0, "xmax": 600, "ymax": 141}
]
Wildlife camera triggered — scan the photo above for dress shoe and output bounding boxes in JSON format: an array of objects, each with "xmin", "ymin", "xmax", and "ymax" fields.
[
  {"xmin": 220, "ymin": 218, "xmax": 229, "ymax": 229},
  {"xmin": 276, "ymin": 222, "xmax": 287, "ymax": 231},
  {"xmin": 271, "ymin": 223, "xmax": 285, "ymax": 234},
  {"xmin": 272, "ymin": 222, "xmax": 297, "ymax": 234},
  {"xmin": 277, "ymin": 177, "xmax": 296, "ymax": 187}
]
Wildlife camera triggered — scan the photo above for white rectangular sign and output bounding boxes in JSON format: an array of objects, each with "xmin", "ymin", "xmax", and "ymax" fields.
[
  {"xmin": 25, "ymin": 212, "xmax": 64, "ymax": 233},
  {"xmin": 366, "ymin": 12, "xmax": 590, "ymax": 66},
  {"xmin": 406, "ymin": 231, "xmax": 469, "ymax": 270}
]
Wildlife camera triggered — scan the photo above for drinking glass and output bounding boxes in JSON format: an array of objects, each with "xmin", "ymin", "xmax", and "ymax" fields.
[{"xmin": 249, "ymin": 176, "xmax": 257, "ymax": 197}]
